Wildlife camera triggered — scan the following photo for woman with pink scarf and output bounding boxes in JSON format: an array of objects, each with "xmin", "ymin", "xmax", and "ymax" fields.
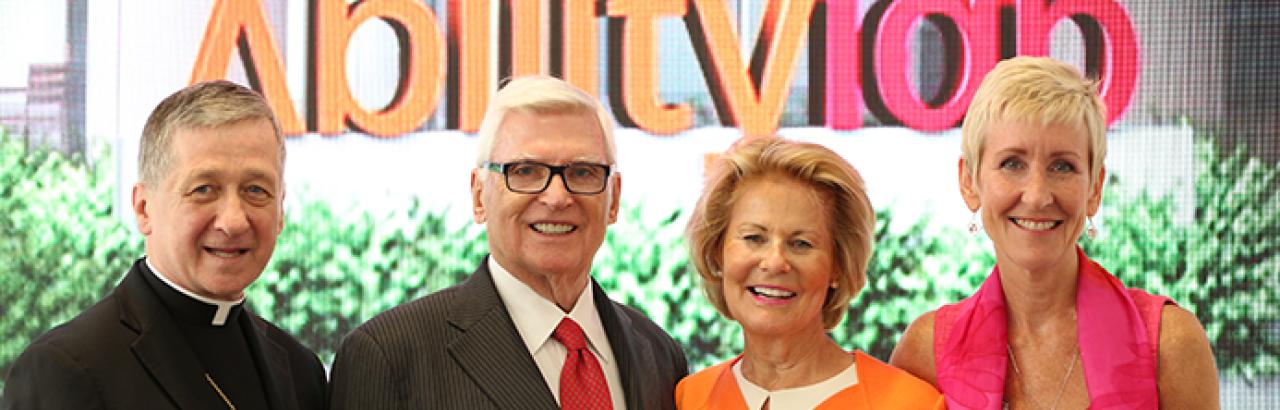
[{"xmin": 889, "ymin": 56, "xmax": 1219, "ymax": 409}]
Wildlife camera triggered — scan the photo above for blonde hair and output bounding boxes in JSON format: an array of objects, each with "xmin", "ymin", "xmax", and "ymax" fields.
[
  {"xmin": 961, "ymin": 56, "xmax": 1107, "ymax": 183},
  {"xmin": 474, "ymin": 76, "xmax": 616, "ymax": 166},
  {"xmin": 686, "ymin": 138, "xmax": 876, "ymax": 330},
  {"xmin": 138, "ymin": 80, "xmax": 284, "ymax": 185}
]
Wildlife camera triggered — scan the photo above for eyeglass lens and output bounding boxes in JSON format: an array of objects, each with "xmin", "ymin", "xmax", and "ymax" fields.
[{"xmin": 505, "ymin": 162, "xmax": 607, "ymax": 193}]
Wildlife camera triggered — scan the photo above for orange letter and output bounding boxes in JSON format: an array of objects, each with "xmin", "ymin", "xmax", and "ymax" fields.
[
  {"xmin": 447, "ymin": 0, "xmax": 493, "ymax": 132},
  {"xmin": 192, "ymin": 0, "xmax": 303, "ymax": 135},
  {"xmin": 315, "ymin": 0, "xmax": 444, "ymax": 137},
  {"xmin": 607, "ymin": 0, "xmax": 692, "ymax": 135},
  {"xmin": 559, "ymin": 0, "xmax": 599, "ymax": 96},
  {"xmin": 686, "ymin": 0, "xmax": 815, "ymax": 137},
  {"xmin": 504, "ymin": 1, "xmax": 547, "ymax": 77}
]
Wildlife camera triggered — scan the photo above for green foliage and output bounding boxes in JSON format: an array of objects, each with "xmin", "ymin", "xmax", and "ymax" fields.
[
  {"xmin": 0, "ymin": 134, "xmax": 143, "ymax": 390},
  {"xmin": 1084, "ymin": 138, "xmax": 1280, "ymax": 380},
  {"xmin": 2, "ymin": 129, "xmax": 1277, "ymax": 392},
  {"xmin": 833, "ymin": 211, "xmax": 993, "ymax": 360},
  {"xmin": 249, "ymin": 199, "xmax": 487, "ymax": 361},
  {"xmin": 593, "ymin": 203, "xmax": 741, "ymax": 368}
]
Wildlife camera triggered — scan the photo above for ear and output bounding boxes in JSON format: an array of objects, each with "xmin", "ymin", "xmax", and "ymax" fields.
[
  {"xmin": 471, "ymin": 169, "xmax": 487, "ymax": 223},
  {"xmin": 607, "ymin": 172, "xmax": 622, "ymax": 224},
  {"xmin": 132, "ymin": 183, "xmax": 153, "ymax": 235},
  {"xmin": 958, "ymin": 157, "xmax": 981, "ymax": 212},
  {"xmin": 1087, "ymin": 166, "xmax": 1106, "ymax": 216}
]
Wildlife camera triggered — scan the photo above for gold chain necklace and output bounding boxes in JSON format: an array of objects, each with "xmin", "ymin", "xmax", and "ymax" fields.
[
  {"xmin": 204, "ymin": 373, "xmax": 237, "ymax": 410},
  {"xmin": 1007, "ymin": 344, "xmax": 1078, "ymax": 410}
]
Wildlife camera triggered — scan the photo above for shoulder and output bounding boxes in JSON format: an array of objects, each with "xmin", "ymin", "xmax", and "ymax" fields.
[
  {"xmin": 612, "ymin": 302, "xmax": 676, "ymax": 344},
  {"xmin": 3, "ymin": 338, "xmax": 106, "ymax": 408},
  {"xmin": 1158, "ymin": 305, "xmax": 1209, "ymax": 350},
  {"xmin": 333, "ymin": 280, "xmax": 477, "ymax": 367},
  {"xmin": 248, "ymin": 313, "xmax": 326, "ymax": 370},
  {"xmin": 349, "ymin": 283, "xmax": 462, "ymax": 344},
  {"xmin": 603, "ymin": 299, "xmax": 690, "ymax": 377},
  {"xmin": 1156, "ymin": 305, "xmax": 1220, "ymax": 408},
  {"xmin": 857, "ymin": 351, "xmax": 942, "ymax": 395},
  {"xmin": 889, "ymin": 309, "xmax": 937, "ymax": 387},
  {"xmin": 610, "ymin": 301, "xmax": 685, "ymax": 354},
  {"xmin": 2, "ymin": 294, "xmax": 125, "ymax": 407},
  {"xmin": 21, "ymin": 289, "xmax": 128, "ymax": 362},
  {"xmin": 675, "ymin": 358, "xmax": 734, "ymax": 408},
  {"xmin": 327, "ymin": 284, "xmax": 470, "ymax": 404},
  {"xmin": 856, "ymin": 351, "xmax": 946, "ymax": 408},
  {"xmin": 1157, "ymin": 305, "xmax": 1216, "ymax": 369}
]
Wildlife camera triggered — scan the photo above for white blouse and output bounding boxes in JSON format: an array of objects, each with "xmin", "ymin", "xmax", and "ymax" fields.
[{"xmin": 732, "ymin": 358, "xmax": 859, "ymax": 410}]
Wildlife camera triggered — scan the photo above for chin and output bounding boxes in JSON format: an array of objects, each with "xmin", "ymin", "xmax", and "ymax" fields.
[{"xmin": 528, "ymin": 258, "xmax": 585, "ymax": 276}]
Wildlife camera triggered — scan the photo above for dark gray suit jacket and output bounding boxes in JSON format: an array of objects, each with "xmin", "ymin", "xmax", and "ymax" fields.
[
  {"xmin": 1, "ymin": 258, "xmax": 327, "ymax": 410},
  {"xmin": 328, "ymin": 257, "xmax": 688, "ymax": 409}
]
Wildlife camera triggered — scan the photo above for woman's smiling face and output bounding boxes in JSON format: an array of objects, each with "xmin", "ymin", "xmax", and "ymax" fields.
[
  {"xmin": 961, "ymin": 119, "xmax": 1104, "ymax": 274},
  {"xmin": 720, "ymin": 175, "xmax": 836, "ymax": 339}
]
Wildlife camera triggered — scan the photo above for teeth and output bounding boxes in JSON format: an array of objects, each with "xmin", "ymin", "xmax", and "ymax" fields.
[
  {"xmin": 749, "ymin": 286, "xmax": 796, "ymax": 299},
  {"xmin": 207, "ymin": 248, "xmax": 243, "ymax": 258},
  {"xmin": 531, "ymin": 223, "xmax": 575, "ymax": 234},
  {"xmin": 1013, "ymin": 219, "xmax": 1057, "ymax": 231}
]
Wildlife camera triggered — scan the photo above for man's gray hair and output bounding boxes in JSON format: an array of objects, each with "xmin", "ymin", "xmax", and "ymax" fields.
[
  {"xmin": 473, "ymin": 76, "xmax": 616, "ymax": 167},
  {"xmin": 138, "ymin": 80, "xmax": 284, "ymax": 185}
]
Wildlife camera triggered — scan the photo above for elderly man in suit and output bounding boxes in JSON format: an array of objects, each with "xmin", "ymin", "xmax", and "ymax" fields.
[
  {"xmin": 328, "ymin": 76, "xmax": 688, "ymax": 409},
  {"xmin": 1, "ymin": 80, "xmax": 326, "ymax": 409}
]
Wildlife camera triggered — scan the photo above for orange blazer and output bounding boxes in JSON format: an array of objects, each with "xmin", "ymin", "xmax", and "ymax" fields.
[{"xmin": 675, "ymin": 350, "xmax": 945, "ymax": 410}]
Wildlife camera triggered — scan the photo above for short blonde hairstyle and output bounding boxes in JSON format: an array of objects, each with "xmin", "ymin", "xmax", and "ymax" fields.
[
  {"xmin": 138, "ymin": 80, "xmax": 284, "ymax": 185},
  {"xmin": 686, "ymin": 138, "xmax": 876, "ymax": 330},
  {"xmin": 961, "ymin": 56, "xmax": 1107, "ymax": 183},
  {"xmin": 474, "ymin": 76, "xmax": 616, "ymax": 166}
]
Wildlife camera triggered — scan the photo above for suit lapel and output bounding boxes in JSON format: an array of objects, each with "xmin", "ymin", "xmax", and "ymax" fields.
[
  {"xmin": 118, "ymin": 262, "xmax": 225, "ymax": 410},
  {"xmin": 594, "ymin": 281, "xmax": 646, "ymax": 409},
  {"xmin": 243, "ymin": 310, "xmax": 299, "ymax": 410},
  {"xmin": 446, "ymin": 260, "xmax": 559, "ymax": 409}
]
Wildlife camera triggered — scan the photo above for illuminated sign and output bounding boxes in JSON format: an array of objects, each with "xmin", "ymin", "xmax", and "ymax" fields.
[{"xmin": 191, "ymin": 0, "xmax": 1139, "ymax": 137}]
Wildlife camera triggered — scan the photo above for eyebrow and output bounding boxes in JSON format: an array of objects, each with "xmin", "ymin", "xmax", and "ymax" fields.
[
  {"xmin": 735, "ymin": 222, "xmax": 821, "ymax": 236},
  {"xmin": 183, "ymin": 168, "xmax": 279, "ymax": 185},
  {"xmin": 507, "ymin": 153, "xmax": 605, "ymax": 163},
  {"xmin": 991, "ymin": 147, "xmax": 1084, "ymax": 159}
]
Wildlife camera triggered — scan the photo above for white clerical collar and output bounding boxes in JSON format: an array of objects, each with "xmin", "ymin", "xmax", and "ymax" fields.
[
  {"xmin": 145, "ymin": 257, "xmax": 244, "ymax": 326},
  {"xmin": 488, "ymin": 257, "xmax": 614, "ymax": 366}
]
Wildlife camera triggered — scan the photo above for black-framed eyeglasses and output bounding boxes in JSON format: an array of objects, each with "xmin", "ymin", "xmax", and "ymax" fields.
[{"xmin": 483, "ymin": 161, "xmax": 613, "ymax": 194}]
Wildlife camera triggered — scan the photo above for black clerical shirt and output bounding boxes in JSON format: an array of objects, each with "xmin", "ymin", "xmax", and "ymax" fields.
[{"xmin": 141, "ymin": 260, "xmax": 272, "ymax": 409}]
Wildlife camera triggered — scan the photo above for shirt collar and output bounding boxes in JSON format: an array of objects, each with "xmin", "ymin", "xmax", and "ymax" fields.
[
  {"xmin": 488, "ymin": 257, "xmax": 615, "ymax": 366},
  {"xmin": 145, "ymin": 256, "xmax": 245, "ymax": 326}
]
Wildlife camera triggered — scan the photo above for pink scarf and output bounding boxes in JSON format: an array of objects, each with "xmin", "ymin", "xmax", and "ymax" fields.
[{"xmin": 933, "ymin": 247, "xmax": 1169, "ymax": 409}]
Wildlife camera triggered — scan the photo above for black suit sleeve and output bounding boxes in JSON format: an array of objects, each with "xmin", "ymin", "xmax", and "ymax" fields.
[
  {"xmin": 671, "ymin": 337, "xmax": 690, "ymax": 380},
  {"xmin": 2, "ymin": 342, "xmax": 105, "ymax": 410},
  {"xmin": 328, "ymin": 328, "xmax": 402, "ymax": 410}
]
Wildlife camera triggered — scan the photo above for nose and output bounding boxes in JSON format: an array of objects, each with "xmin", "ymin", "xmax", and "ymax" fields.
[
  {"xmin": 537, "ymin": 174, "xmax": 576, "ymax": 209},
  {"xmin": 214, "ymin": 196, "xmax": 251, "ymax": 236},
  {"xmin": 759, "ymin": 242, "xmax": 791, "ymax": 274},
  {"xmin": 1022, "ymin": 170, "xmax": 1054, "ymax": 209}
]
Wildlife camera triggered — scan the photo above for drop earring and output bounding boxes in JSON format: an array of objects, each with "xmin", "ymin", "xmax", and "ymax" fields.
[
  {"xmin": 968, "ymin": 209, "xmax": 981, "ymax": 235},
  {"xmin": 1086, "ymin": 217, "xmax": 1098, "ymax": 240}
]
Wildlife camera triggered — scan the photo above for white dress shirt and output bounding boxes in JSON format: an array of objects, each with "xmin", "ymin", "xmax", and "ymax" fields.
[
  {"xmin": 733, "ymin": 358, "xmax": 858, "ymax": 410},
  {"xmin": 488, "ymin": 258, "xmax": 627, "ymax": 409}
]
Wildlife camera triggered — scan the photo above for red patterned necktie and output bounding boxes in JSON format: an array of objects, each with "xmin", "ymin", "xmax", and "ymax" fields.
[{"xmin": 552, "ymin": 317, "xmax": 613, "ymax": 410}]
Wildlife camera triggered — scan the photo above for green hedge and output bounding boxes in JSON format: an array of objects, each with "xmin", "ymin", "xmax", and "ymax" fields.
[
  {"xmin": 1082, "ymin": 138, "xmax": 1280, "ymax": 379},
  {"xmin": 249, "ymin": 198, "xmax": 487, "ymax": 361},
  {"xmin": 0, "ymin": 135, "xmax": 143, "ymax": 391},
  {"xmin": 2, "ymin": 129, "xmax": 1277, "ymax": 392}
]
